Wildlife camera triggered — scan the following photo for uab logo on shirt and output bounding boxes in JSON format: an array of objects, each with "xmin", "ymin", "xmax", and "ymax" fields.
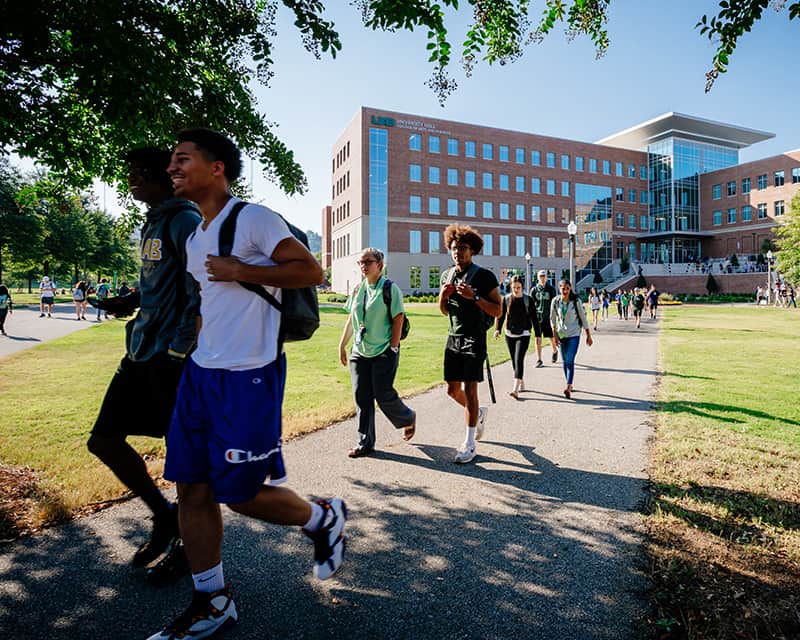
[{"xmin": 141, "ymin": 238, "xmax": 163, "ymax": 261}]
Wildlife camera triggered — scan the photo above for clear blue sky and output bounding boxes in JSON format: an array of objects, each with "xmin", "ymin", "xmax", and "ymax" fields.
[{"xmin": 248, "ymin": 1, "xmax": 799, "ymax": 234}]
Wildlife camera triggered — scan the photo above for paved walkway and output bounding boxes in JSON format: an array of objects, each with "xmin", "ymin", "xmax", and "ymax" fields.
[
  {"xmin": 0, "ymin": 315, "xmax": 659, "ymax": 639},
  {"xmin": 0, "ymin": 304, "xmax": 100, "ymax": 359}
]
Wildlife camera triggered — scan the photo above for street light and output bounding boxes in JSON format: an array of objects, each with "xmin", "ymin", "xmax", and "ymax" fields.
[
  {"xmin": 524, "ymin": 252, "xmax": 531, "ymax": 289},
  {"xmin": 567, "ymin": 220, "xmax": 577, "ymax": 285},
  {"xmin": 766, "ymin": 249, "xmax": 774, "ymax": 305}
]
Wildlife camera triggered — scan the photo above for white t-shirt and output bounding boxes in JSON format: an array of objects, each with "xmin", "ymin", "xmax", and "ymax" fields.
[
  {"xmin": 186, "ymin": 197, "xmax": 292, "ymax": 371},
  {"xmin": 40, "ymin": 280, "xmax": 56, "ymax": 299}
]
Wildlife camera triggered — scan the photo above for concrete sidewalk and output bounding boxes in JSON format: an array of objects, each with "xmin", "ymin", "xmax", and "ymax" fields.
[
  {"xmin": 0, "ymin": 315, "xmax": 659, "ymax": 640},
  {"xmin": 0, "ymin": 304, "xmax": 100, "ymax": 359}
]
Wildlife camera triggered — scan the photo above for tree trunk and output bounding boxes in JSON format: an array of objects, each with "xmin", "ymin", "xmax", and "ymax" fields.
[
  {"xmin": 0, "ymin": 244, "xmax": 4, "ymax": 284},
  {"xmin": 74, "ymin": 263, "xmax": 79, "ymax": 286}
]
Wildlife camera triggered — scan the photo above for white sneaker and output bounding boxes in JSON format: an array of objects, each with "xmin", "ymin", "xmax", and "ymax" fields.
[
  {"xmin": 454, "ymin": 444, "xmax": 476, "ymax": 464},
  {"xmin": 148, "ymin": 586, "xmax": 238, "ymax": 640},
  {"xmin": 475, "ymin": 406, "xmax": 488, "ymax": 440},
  {"xmin": 305, "ymin": 498, "xmax": 347, "ymax": 580}
]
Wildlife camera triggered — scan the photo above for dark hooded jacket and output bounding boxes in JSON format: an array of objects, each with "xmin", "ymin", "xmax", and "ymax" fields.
[{"xmin": 126, "ymin": 198, "xmax": 201, "ymax": 361}]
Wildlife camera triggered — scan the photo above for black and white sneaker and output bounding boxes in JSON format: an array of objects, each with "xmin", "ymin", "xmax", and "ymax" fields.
[
  {"xmin": 535, "ymin": 359, "xmax": 543, "ymax": 368},
  {"xmin": 147, "ymin": 586, "xmax": 237, "ymax": 640},
  {"xmin": 145, "ymin": 538, "xmax": 190, "ymax": 586},
  {"xmin": 305, "ymin": 498, "xmax": 347, "ymax": 580},
  {"xmin": 551, "ymin": 351, "xmax": 558, "ymax": 364},
  {"xmin": 133, "ymin": 504, "xmax": 179, "ymax": 568}
]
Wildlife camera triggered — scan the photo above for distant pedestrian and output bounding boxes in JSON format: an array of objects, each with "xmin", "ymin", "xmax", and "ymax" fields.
[
  {"xmin": 439, "ymin": 224, "xmax": 501, "ymax": 464},
  {"xmin": 647, "ymin": 285, "xmax": 660, "ymax": 319},
  {"xmin": 118, "ymin": 281, "xmax": 131, "ymax": 297},
  {"xmin": 95, "ymin": 279, "xmax": 110, "ymax": 320},
  {"xmin": 39, "ymin": 275, "xmax": 56, "ymax": 317},
  {"xmin": 72, "ymin": 280, "xmax": 88, "ymax": 320},
  {"xmin": 615, "ymin": 289, "xmax": 623, "ymax": 319},
  {"xmin": 621, "ymin": 290, "xmax": 630, "ymax": 320},
  {"xmin": 338, "ymin": 247, "xmax": 416, "ymax": 458},
  {"xmin": 530, "ymin": 269, "xmax": 559, "ymax": 367},
  {"xmin": 632, "ymin": 288, "xmax": 646, "ymax": 329},
  {"xmin": 589, "ymin": 287, "xmax": 601, "ymax": 330},
  {"xmin": 600, "ymin": 288, "xmax": 609, "ymax": 321},
  {"xmin": 550, "ymin": 279, "xmax": 592, "ymax": 399},
  {"xmin": 494, "ymin": 275, "xmax": 535, "ymax": 399},
  {"xmin": 788, "ymin": 284, "xmax": 796, "ymax": 308},
  {"xmin": 0, "ymin": 284, "xmax": 13, "ymax": 335}
]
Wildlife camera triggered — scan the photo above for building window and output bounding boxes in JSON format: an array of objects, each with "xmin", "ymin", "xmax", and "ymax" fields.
[
  {"xmin": 757, "ymin": 173, "xmax": 767, "ymax": 190},
  {"xmin": 515, "ymin": 176, "xmax": 525, "ymax": 192},
  {"xmin": 742, "ymin": 205, "xmax": 752, "ymax": 221},
  {"xmin": 409, "ymin": 134, "xmax": 421, "ymax": 151},
  {"xmin": 515, "ymin": 236, "xmax": 526, "ymax": 257},
  {"xmin": 602, "ymin": 160, "xmax": 610, "ymax": 175},
  {"xmin": 531, "ymin": 236, "xmax": 541, "ymax": 257},
  {"xmin": 515, "ymin": 147, "xmax": 525, "ymax": 163},
  {"xmin": 615, "ymin": 212, "xmax": 624, "ymax": 227},
  {"xmin": 447, "ymin": 138, "xmax": 458, "ymax": 156},
  {"xmin": 499, "ymin": 145, "xmax": 509, "ymax": 162},
  {"xmin": 482, "ymin": 143, "xmax": 493, "ymax": 160},
  {"xmin": 465, "ymin": 170, "xmax": 476, "ymax": 187},
  {"xmin": 547, "ymin": 238, "xmax": 556, "ymax": 257},
  {"xmin": 465, "ymin": 200, "xmax": 476, "ymax": 217},
  {"xmin": 757, "ymin": 203, "xmax": 767, "ymax": 219},
  {"xmin": 640, "ymin": 190, "xmax": 648, "ymax": 204},
  {"xmin": 775, "ymin": 170, "xmax": 785, "ymax": 187},
  {"xmin": 482, "ymin": 202, "xmax": 493, "ymax": 218},
  {"xmin": 793, "ymin": 167, "xmax": 800, "ymax": 183},
  {"xmin": 368, "ymin": 128, "xmax": 388, "ymax": 250},
  {"xmin": 546, "ymin": 152, "xmax": 556, "ymax": 168},
  {"xmin": 465, "ymin": 141, "xmax": 476, "ymax": 158},
  {"xmin": 484, "ymin": 234, "xmax": 493, "ymax": 256},
  {"xmin": 531, "ymin": 205, "xmax": 541, "ymax": 222},
  {"xmin": 615, "ymin": 161, "xmax": 623, "ymax": 177},
  {"xmin": 575, "ymin": 156, "xmax": 584, "ymax": 172},
  {"xmin": 429, "ymin": 231, "xmax": 440, "ymax": 253},
  {"xmin": 499, "ymin": 203, "xmax": 510, "ymax": 219},
  {"xmin": 628, "ymin": 188, "xmax": 636, "ymax": 203},
  {"xmin": 499, "ymin": 174, "xmax": 510, "ymax": 191},
  {"xmin": 628, "ymin": 214, "xmax": 636, "ymax": 228},
  {"xmin": 409, "ymin": 164, "xmax": 421, "ymax": 182},
  {"xmin": 561, "ymin": 181, "xmax": 570, "ymax": 197},
  {"xmin": 447, "ymin": 168, "xmax": 458, "ymax": 186},
  {"xmin": 629, "ymin": 242, "xmax": 637, "ymax": 260},
  {"xmin": 775, "ymin": 200, "xmax": 785, "ymax": 216},
  {"xmin": 728, "ymin": 208, "xmax": 736, "ymax": 224},
  {"xmin": 482, "ymin": 172, "xmax": 493, "ymax": 189},
  {"xmin": 712, "ymin": 210, "xmax": 722, "ymax": 226},
  {"xmin": 499, "ymin": 235, "xmax": 510, "ymax": 256},
  {"xmin": 428, "ymin": 166, "xmax": 440, "ymax": 184},
  {"xmin": 409, "ymin": 195, "xmax": 421, "ymax": 213},
  {"xmin": 531, "ymin": 150, "xmax": 541, "ymax": 166},
  {"xmin": 589, "ymin": 158, "xmax": 597, "ymax": 173},
  {"xmin": 741, "ymin": 177, "xmax": 751, "ymax": 194},
  {"xmin": 447, "ymin": 198, "xmax": 458, "ymax": 216},
  {"xmin": 627, "ymin": 164, "xmax": 635, "ymax": 178},
  {"xmin": 727, "ymin": 180, "xmax": 736, "ymax": 196},
  {"xmin": 429, "ymin": 197, "xmax": 440, "ymax": 215},
  {"xmin": 515, "ymin": 204, "xmax": 526, "ymax": 220},
  {"xmin": 712, "ymin": 184, "xmax": 721, "ymax": 199},
  {"xmin": 409, "ymin": 231, "xmax": 421, "ymax": 254},
  {"xmin": 428, "ymin": 267, "xmax": 440, "ymax": 289},
  {"xmin": 546, "ymin": 207, "xmax": 556, "ymax": 223},
  {"xmin": 546, "ymin": 180, "xmax": 556, "ymax": 195},
  {"xmin": 561, "ymin": 154, "xmax": 570, "ymax": 170},
  {"xmin": 640, "ymin": 215, "xmax": 648, "ymax": 230},
  {"xmin": 531, "ymin": 177, "xmax": 541, "ymax": 194},
  {"xmin": 429, "ymin": 136, "xmax": 440, "ymax": 154},
  {"xmin": 410, "ymin": 265, "xmax": 422, "ymax": 287},
  {"xmin": 615, "ymin": 187, "xmax": 623, "ymax": 202},
  {"xmin": 640, "ymin": 165, "xmax": 647, "ymax": 180}
]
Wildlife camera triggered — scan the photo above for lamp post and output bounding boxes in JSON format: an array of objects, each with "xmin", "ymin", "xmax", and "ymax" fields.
[
  {"xmin": 766, "ymin": 249, "xmax": 774, "ymax": 305},
  {"xmin": 567, "ymin": 220, "xmax": 577, "ymax": 285},
  {"xmin": 524, "ymin": 252, "xmax": 531, "ymax": 289}
]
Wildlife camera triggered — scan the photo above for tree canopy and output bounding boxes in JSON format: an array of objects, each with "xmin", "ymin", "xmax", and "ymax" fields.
[
  {"xmin": 2, "ymin": 1, "xmax": 796, "ymax": 196},
  {"xmin": 775, "ymin": 192, "xmax": 800, "ymax": 285}
]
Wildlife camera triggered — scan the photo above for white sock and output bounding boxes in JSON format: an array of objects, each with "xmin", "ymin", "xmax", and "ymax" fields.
[
  {"xmin": 192, "ymin": 562, "xmax": 224, "ymax": 593},
  {"xmin": 303, "ymin": 501, "xmax": 325, "ymax": 532},
  {"xmin": 465, "ymin": 426, "xmax": 476, "ymax": 448}
]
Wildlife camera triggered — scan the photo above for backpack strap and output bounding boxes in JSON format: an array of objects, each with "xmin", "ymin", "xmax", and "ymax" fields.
[
  {"xmin": 382, "ymin": 278, "xmax": 394, "ymax": 323},
  {"xmin": 573, "ymin": 297, "xmax": 584, "ymax": 329},
  {"xmin": 218, "ymin": 201, "xmax": 283, "ymax": 312}
]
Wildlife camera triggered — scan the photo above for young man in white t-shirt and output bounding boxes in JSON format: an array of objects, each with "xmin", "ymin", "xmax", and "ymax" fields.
[
  {"xmin": 148, "ymin": 128, "xmax": 341, "ymax": 640},
  {"xmin": 39, "ymin": 276, "xmax": 57, "ymax": 317}
]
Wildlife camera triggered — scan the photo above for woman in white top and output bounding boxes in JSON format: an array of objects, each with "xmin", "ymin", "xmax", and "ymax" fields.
[
  {"xmin": 550, "ymin": 279, "xmax": 593, "ymax": 399},
  {"xmin": 588, "ymin": 286, "xmax": 601, "ymax": 331}
]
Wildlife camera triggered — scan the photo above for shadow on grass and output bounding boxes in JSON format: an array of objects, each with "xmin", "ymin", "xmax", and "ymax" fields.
[{"xmin": 657, "ymin": 400, "xmax": 800, "ymax": 426}]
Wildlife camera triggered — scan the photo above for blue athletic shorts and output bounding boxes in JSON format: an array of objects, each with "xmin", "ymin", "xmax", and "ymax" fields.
[{"xmin": 164, "ymin": 355, "xmax": 287, "ymax": 504}]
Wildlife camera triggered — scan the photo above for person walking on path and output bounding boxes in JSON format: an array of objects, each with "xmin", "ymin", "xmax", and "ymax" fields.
[
  {"xmin": 621, "ymin": 290, "xmax": 630, "ymax": 320},
  {"xmin": 615, "ymin": 289, "xmax": 623, "ymax": 319},
  {"xmin": 632, "ymin": 288, "xmax": 646, "ymax": 329},
  {"xmin": 94, "ymin": 279, "xmax": 110, "ymax": 321},
  {"xmin": 494, "ymin": 275, "xmax": 535, "ymax": 399},
  {"xmin": 39, "ymin": 276, "xmax": 56, "ymax": 317},
  {"xmin": 0, "ymin": 284, "xmax": 12, "ymax": 336},
  {"xmin": 550, "ymin": 279, "xmax": 592, "ymax": 399},
  {"xmin": 439, "ymin": 224, "xmax": 502, "ymax": 464},
  {"xmin": 600, "ymin": 288, "xmax": 609, "ymax": 321},
  {"xmin": 338, "ymin": 247, "xmax": 416, "ymax": 458},
  {"xmin": 86, "ymin": 148, "xmax": 202, "ymax": 585},
  {"xmin": 589, "ymin": 287, "xmax": 601, "ymax": 331},
  {"xmin": 530, "ymin": 269, "xmax": 559, "ymax": 367},
  {"xmin": 72, "ymin": 280, "xmax": 88, "ymax": 320},
  {"xmin": 646, "ymin": 285, "xmax": 660, "ymax": 320},
  {"xmin": 149, "ymin": 128, "xmax": 342, "ymax": 640}
]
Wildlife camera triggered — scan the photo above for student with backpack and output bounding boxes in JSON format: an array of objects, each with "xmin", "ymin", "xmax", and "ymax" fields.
[
  {"xmin": 439, "ymin": 224, "xmax": 502, "ymax": 464},
  {"xmin": 338, "ymin": 247, "xmax": 416, "ymax": 458},
  {"xmin": 149, "ymin": 128, "xmax": 340, "ymax": 640},
  {"xmin": 493, "ymin": 275, "xmax": 536, "ymax": 399},
  {"xmin": 0, "ymin": 284, "xmax": 13, "ymax": 336},
  {"xmin": 95, "ymin": 278, "xmax": 110, "ymax": 321},
  {"xmin": 550, "ymin": 279, "xmax": 593, "ymax": 399},
  {"xmin": 72, "ymin": 280, "xmax": 88, "ymax": 320}
]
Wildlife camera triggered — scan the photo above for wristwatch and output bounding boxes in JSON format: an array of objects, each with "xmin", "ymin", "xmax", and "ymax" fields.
[
  {"xmin": 390, "ymin": 345, "xmax": 400, "ymax": 354},
  {"xmin": 474, "ymin": 294, "xmax": 481, "ymax": 302}
]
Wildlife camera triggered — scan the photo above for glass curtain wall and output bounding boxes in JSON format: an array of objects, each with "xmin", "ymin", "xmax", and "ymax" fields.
[
  {"xmin": 369, "ymin": 128, "xmax": 389, "ymax": 250},
  {"xmin": 574, "ymin": 184, "xmax": 613, "ymax": 279}
]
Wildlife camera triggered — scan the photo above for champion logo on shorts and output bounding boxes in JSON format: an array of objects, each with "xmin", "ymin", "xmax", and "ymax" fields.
[
  {"xmin": 225, "ymin": 446, "xmax": 280, "ymax": 464},
  {"xmin": 252, "ymin": 377, "xmax": 262, "ymax": 384}
]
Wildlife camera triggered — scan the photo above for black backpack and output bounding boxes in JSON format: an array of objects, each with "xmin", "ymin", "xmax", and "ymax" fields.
[
  {"xmin": 218, "ymin": 201, "xmax": 320, "ymax": 343},
  {"xmin": 381, "ymin": 279, "xmax": 410, "ymax": 340},
  {"xmin": 445, "ymin": 263, "xmax": 495, "ymax": 332}
]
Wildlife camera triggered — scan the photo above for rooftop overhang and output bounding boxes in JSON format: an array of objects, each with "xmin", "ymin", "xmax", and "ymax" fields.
[{"xmin": 597, "ymin": 112, "xmax": 774, "ymax": 151}]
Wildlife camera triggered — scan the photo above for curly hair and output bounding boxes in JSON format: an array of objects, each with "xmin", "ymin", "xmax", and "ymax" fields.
[
  {"xmin": 176, "ymin": 128, "xmax": 242, "ymax": 182},
  {"xmin": 444, "ymin": 224, "xmax": 483, "ymax": 254}
]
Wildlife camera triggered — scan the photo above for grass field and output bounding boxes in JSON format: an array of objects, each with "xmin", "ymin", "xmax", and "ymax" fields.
[
  {"xmin": 0, "ymin": 304, "xmax": 509, "ymax": 529},
  {"xmin": 648, "ymin": 305, "xmax": 800, "ymax": 639}
]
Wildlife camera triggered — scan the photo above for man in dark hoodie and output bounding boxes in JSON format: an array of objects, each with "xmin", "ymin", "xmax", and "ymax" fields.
[{"xmin": 87, "ymin": 148, "xmax": 201, "ymax": 580}]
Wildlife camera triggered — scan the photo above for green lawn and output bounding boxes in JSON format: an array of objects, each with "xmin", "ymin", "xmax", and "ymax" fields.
[
  {"xmin": 0, "ymin": 304, "xmax": 509, "ymax": 522},
  {"xmin": 649, "ymin": 305, "xmax": 800, "ymax": 639}
]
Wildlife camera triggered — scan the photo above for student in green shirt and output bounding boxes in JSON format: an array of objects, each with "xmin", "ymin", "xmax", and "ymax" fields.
[
  {"xmin": 339, "ymin": 248, "xmax": 416, "ymax": 458},
  {"xmin": 0, "ymin": 284, "xmax": 13, "ymax": 336}
]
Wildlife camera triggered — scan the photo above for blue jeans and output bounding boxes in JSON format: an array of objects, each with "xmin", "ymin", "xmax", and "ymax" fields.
[{"xmin": 559, "ymin": 336, "xmax": 580, "ymax": 385}]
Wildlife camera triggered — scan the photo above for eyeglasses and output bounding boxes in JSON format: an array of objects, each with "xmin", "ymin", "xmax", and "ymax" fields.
[{"xmin": 356, "ymin": 259, "xmax": 377, "ymax": 267}]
